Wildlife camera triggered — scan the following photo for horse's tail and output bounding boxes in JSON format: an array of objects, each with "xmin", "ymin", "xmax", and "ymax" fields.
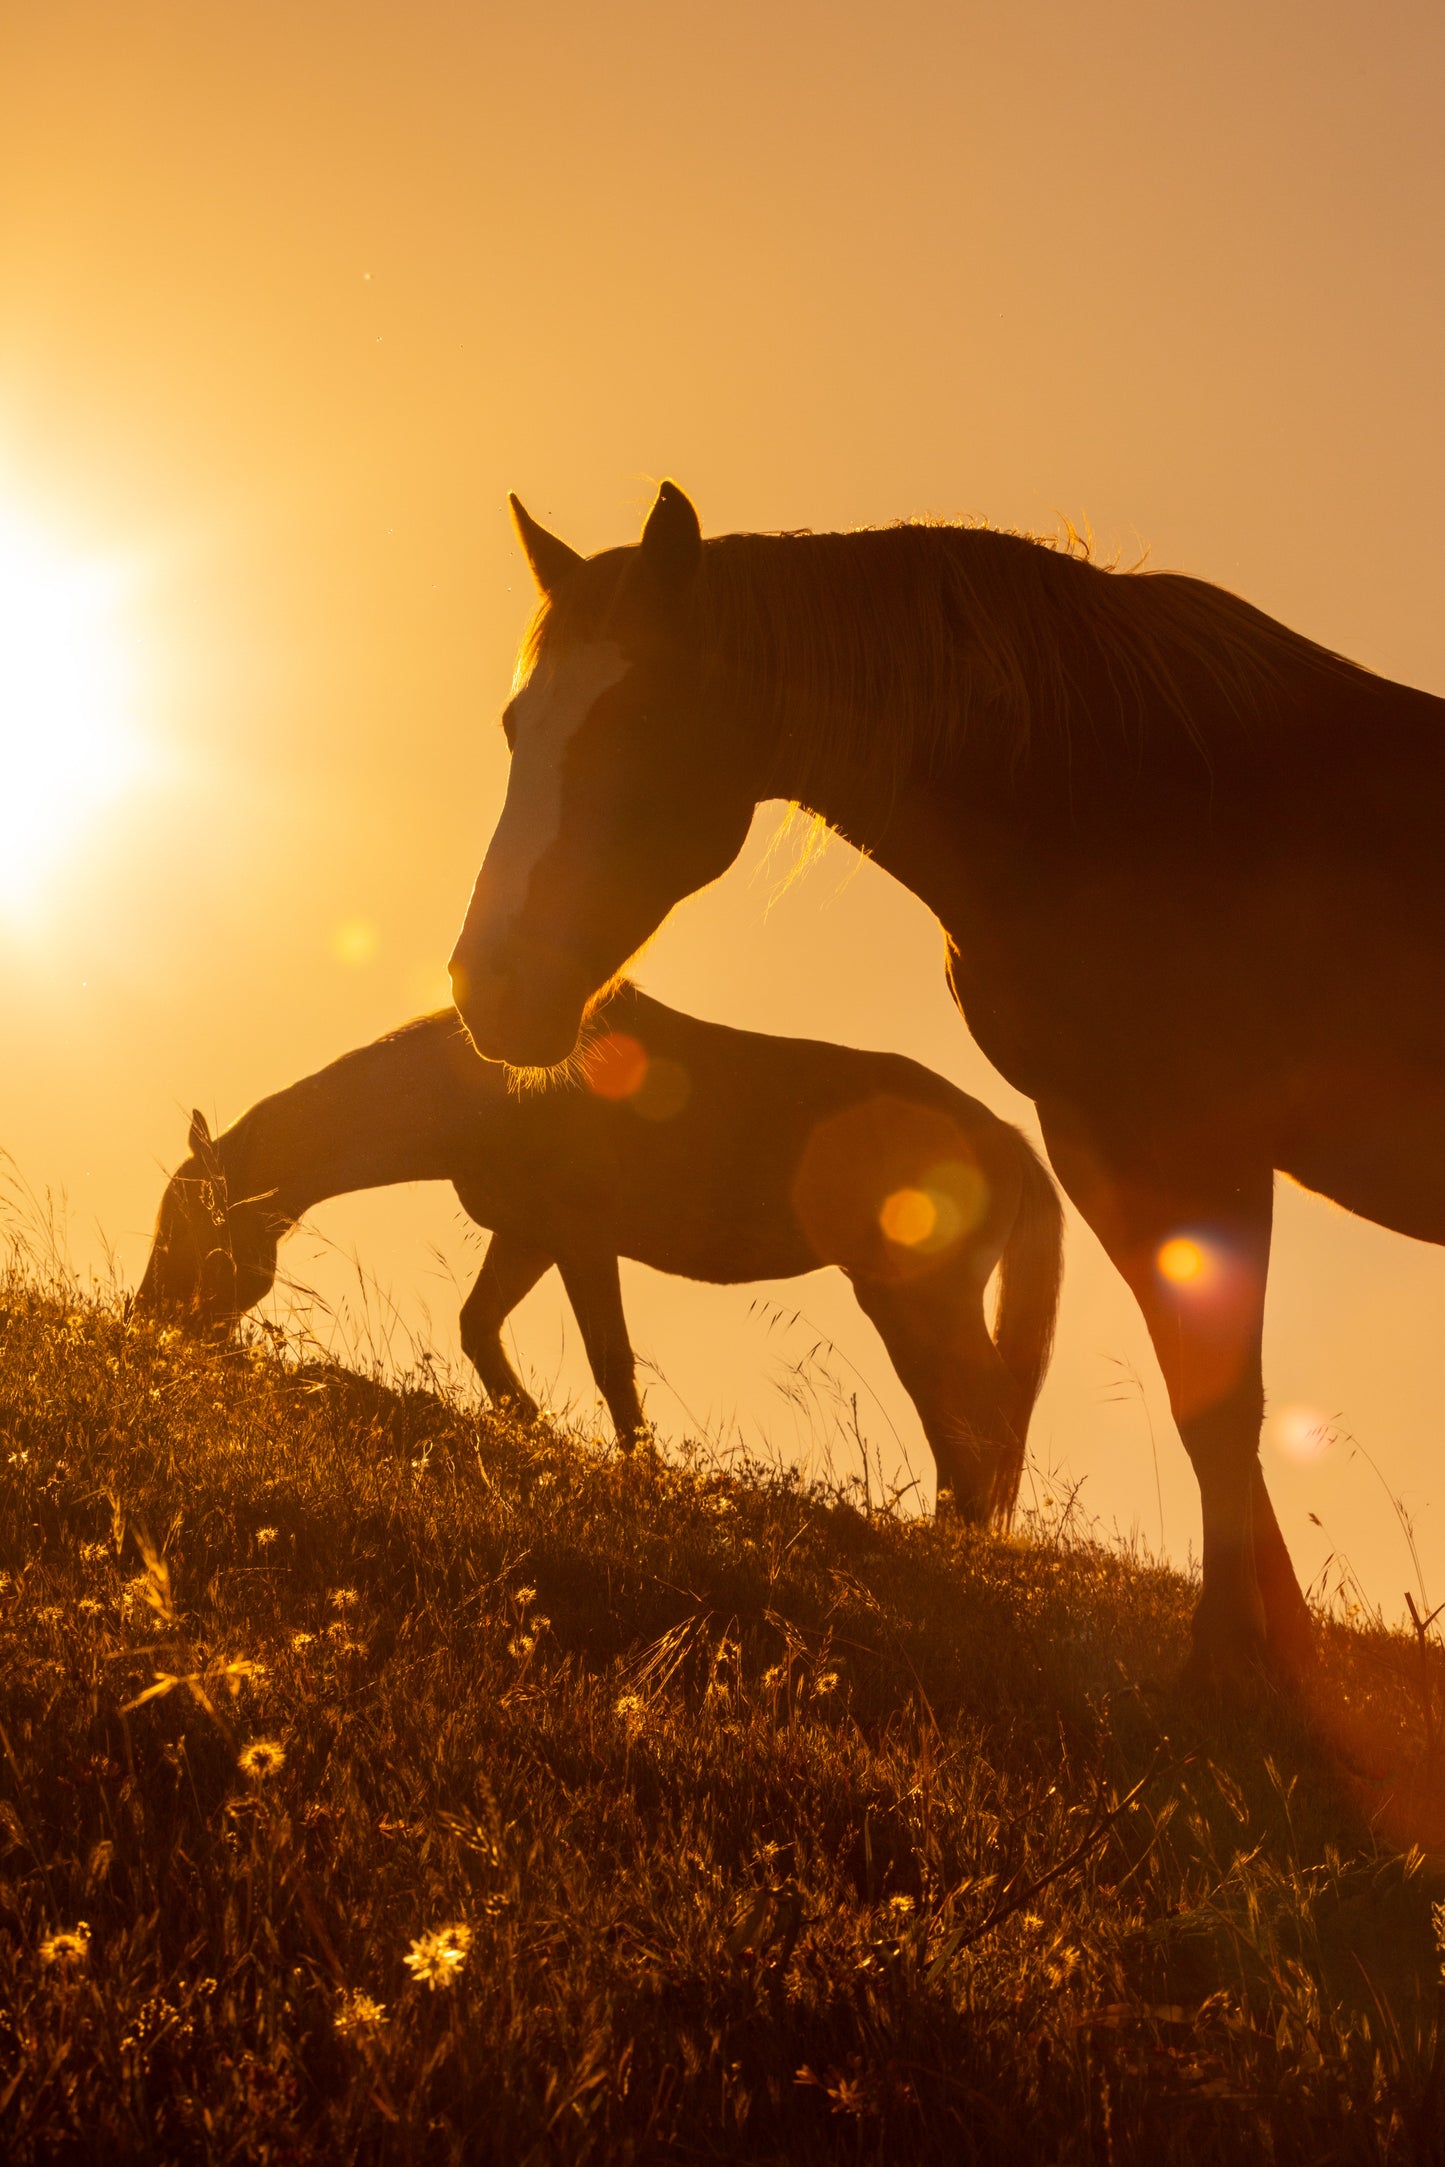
[{"xmin": 988, "ymin": 1131, "xmax": 1065, "ymax": 1522}]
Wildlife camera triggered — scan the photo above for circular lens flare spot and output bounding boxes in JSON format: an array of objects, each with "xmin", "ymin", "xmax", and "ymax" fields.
[
  {"xmin": 880, "ymin": 1187, "xmax": 938, "ymax": 1247},
  {"xmin": 332, "ymin": 918, "xmax": 379, "ymax": 967},
  {"xmin": 585, "ymin": 1032, "xmax": 648, "ymax": 1101},
  {"xmin": 632, "ymin": 1055, "xmax": 691, "ymax": 1121},
  {"xmin": 1157, "ymin": 1236, "xmax": 1210, "ymax": 1285},
  {"xmin": 1269, "ymin": 1404, "xmax": 1334, "ymax": 1464}
]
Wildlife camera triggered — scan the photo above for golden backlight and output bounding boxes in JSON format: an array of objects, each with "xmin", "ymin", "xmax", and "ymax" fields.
[{"xmin": 0, "ymin": 509, "xmax": 145, "ymax": 922}]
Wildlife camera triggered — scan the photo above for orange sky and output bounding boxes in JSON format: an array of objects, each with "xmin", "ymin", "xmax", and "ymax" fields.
[{"xmin": 4, "ymin": 0, "xmax": 1444, "ymax": 1615}]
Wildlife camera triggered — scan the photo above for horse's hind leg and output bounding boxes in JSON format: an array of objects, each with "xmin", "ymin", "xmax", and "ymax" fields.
[
  {"xmin": 849, "ymin": 1269, "xmax": 1026, "ymax": 1523},
  {"xmin": 459, "ymin": 1229, "xmax": 552, "ymax": 1419},
  {"xmin": 555, "ymin": 1245, "xmax": 646, "ymax": 1446}
]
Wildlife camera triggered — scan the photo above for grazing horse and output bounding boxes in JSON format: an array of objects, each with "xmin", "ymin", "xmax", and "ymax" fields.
[
  {"xmin": 135, "ymin": 986, "xmax": 1062, "ymax": 1518},
  {"xmin": 450, "ymin": 481, "xmax": 1445, "ymax": 1680}
]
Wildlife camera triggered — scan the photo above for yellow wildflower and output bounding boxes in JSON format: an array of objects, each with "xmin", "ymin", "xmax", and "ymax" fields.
[{"xmin": 404, "ymin": 1922, "xmax": 472, "ymax": 1990}]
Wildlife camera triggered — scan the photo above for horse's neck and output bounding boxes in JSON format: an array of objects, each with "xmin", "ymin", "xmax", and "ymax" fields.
[
  {"xmin": 220, "ymin": 1016, "xmax": 499, "ymax": 1224},
  {"xmin": 737, "ymin": 669, "xmax": 965, "ymax": 914}
]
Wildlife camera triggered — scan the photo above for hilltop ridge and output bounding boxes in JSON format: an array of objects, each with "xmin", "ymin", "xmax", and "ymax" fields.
[{"xmin": 1, "ymin": 1280, "xmax": 1443, "ymax": 2163}]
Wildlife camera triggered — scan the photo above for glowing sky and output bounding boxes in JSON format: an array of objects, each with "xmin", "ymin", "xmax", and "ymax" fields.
[{"xmin": 3, "ymin": 0, "xmax": 1444, "ymax": 1616}]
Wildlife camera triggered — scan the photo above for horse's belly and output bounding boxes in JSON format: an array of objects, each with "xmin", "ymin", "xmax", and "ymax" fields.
[
  {"xmin": 1279, "ymin": 1071, "xmax": 1445, "ymax": 1247},
  {"xmin": 618, "ymin": 1200, "xmax": 819, "ymax": 1286}
]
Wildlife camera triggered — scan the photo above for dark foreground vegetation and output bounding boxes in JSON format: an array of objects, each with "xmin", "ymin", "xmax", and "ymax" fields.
[{"xmin": 2, "ymin": 1279, "xmax": 1445, "ymax": 2163}]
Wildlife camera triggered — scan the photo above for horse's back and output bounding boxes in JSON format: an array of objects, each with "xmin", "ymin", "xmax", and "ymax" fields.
[{"xmin": 575, "ymin": 988, "xmax": 1031, "ymax": 1282}]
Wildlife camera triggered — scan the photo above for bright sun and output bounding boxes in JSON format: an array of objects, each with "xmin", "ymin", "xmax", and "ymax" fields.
[{"xmin": 0, "ymin": 508, "xmax": 145, "ymax": 922}]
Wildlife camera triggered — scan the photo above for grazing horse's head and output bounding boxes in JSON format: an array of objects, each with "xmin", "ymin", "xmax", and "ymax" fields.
[
  {"xmin": 450, "ymin": 483, "xmax": 756, "ymax": 1067},
  {"xmin": 134, "ymin": 1111, "xmax": 282, "ymax": 1332}
]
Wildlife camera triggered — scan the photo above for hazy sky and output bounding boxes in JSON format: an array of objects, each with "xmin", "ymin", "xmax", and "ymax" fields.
[{"xmin": 4, "ymin": 0, "xmax": 1444, "ymax": 1615}]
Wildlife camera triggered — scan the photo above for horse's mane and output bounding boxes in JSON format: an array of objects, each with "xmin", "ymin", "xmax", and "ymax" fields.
[{"xmin": 531, "ymin": 521, "xmax": 1368, "ymax": 795}]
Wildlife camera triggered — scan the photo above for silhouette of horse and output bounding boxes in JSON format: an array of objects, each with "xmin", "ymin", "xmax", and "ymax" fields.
[
  {"xmin": 450, "ymin": 481, "xmax": 1445, "ymax": 1680},
  {"xmin": 136, "ymin": 986, "xmax": 1062, "ymax": 1520}
]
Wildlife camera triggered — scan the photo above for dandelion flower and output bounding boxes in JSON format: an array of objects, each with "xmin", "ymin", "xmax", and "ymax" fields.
[
  {"xmin": 77, "ymin": 1597, "xmax": 103, "ymax": 1616},
  {"xmin": 334, "ymin": 1987, "xmax": 388, "ymax": 2036},
  {"xmin": 514, "ymin": 1587, "xmax": 537, "ymax": 1608},
  {"xmin": 887, "ymin": 1893, "xmax": 915, "ymax": 1916},
  {"xmin": 291, "ymin": 1630, "xmax": 315, "ymax": 1651},
  {"xmin": 404, "ymin": 1922, "xmax": 472, "ymax": 1990},
  {"xmin": 814, "ymin": 1671, "xmax": 839, "ymax": 1696},
  {"xmin": 256, "ymin": 1527, "xmax": 278, "ymax": 1549},
  {"xmin": 40, "ymin": 1922, "xmax": 91, "ymax": 1968},
  {"xmin": 330, "ymin": 1587, "xmax": 358, "ymax": 1610},
  {"xmin": 80, "ymin": 1540, "xmax": 109, "ymax": 1565},
  {"xmin": 614, "ymin": 1691, "xmax": 647, "ymax": 1734},
  {"xmin": 238, "ymin": 1737, "xmax": 286, "ymax": 1782}
]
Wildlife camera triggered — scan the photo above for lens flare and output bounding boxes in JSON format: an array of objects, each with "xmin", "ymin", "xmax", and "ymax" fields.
[
  {"xmin": 332, "ymin": 918, "xmax": 379, "ymax": 967},
  {"xmin": 880, "ymin": 1187, "xmax": 937, "ymax": 1247},
  {"xmin": 1268, "ymin": 1404, "xmax": 1334, "ymax": 1464},
  {"xmin": 1157, "ymin": 1235, "xmax": 1210, "ymax": 1285},
  {"xmin": 0, "ymin": 508, "xmax": 146, "ymax": 921},
  {"xmin": 585, "ymin": 1031, "xmax": 649, "ymax": 1101},
  {"xmin": 632, "ymin": 1054, "xmax": 691, "ymax": 1121}
]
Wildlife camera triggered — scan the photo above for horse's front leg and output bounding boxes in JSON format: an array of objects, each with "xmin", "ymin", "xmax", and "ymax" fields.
[
  {"xmin": 555, "ymin": 1245, "xmax": 646, "ymax": 1447},
  {"xmin": 458, "ymin": 1228, "xmax": 552, "ymax": 1418},
  {"xmin": 1036, "ymin": 1105, "xmax": 1311, "ymax": 1684}
]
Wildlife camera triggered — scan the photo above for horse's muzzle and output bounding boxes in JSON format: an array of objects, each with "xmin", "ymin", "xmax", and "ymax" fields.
[{"xmin": 449, "ymin": 944, "xmax": 590, "ymax": 1069}]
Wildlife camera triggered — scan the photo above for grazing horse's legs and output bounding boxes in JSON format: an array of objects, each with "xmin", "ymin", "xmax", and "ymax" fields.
[
  {"xmin": 458, "ymin": 1228, "xmax": 552, "ymax": 1418},
  {"xmin": 849, "ymin": 1270, "xmax": 1026, "ymax": 1522},
  {"xmin": 1037, "ymin": 1109, "xmax": 1312, "ymax": 1679},
  {"xmin": 554, "ymin": 1246, "xmax": 646, "ymax": 1445}
]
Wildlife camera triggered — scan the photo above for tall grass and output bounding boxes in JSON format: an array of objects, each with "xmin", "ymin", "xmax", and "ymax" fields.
[{"xmin": 2, "ymin": 1269, "xmax": 1445, "ymax": 2162}]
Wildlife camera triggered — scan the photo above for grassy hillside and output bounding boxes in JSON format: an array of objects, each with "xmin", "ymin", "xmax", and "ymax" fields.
[{"xmin": 2, "ymin": 1278, "xmax": 1444, "ymax": 2163}]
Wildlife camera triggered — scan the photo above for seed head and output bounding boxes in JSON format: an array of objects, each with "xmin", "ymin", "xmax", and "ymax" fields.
[
  {"xmin": 238, "ymin": 1737, "xmax": 286, "ymax": 1782},
  {"xmin": 40, "ymin": 1922, "xmax": 91, "ymax": 1969},
  {"xmin": 334, "ymin": 1987, "xmax": 388, "ymax": 2036}
]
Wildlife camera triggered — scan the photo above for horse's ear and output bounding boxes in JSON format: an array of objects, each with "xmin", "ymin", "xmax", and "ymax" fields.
[
  {"xmin": 189, "ymin": 1108, "xmax": 212, "ymax": 1155},
  {"xmin": 639, "ymin": 480, "xmax": 701, "ymax": 601},
  {"xmin": 509, "ymin": 495, "xmax": 584, "ymax": 596}
]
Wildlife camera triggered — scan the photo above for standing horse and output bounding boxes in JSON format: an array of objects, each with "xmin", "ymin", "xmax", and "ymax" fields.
[
  {"xmin": 136, "ymin": 986, "xmax": 1062, "ymax": 1518},
  {"xmin": 450, "ymin": 480, "xmax": 1445, "ymax": 1680}
]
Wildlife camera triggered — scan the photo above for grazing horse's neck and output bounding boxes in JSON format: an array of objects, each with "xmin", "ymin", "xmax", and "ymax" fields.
[{"xmin": 216, "ymin": 1013, "xmax": 500, "ymax": 1226}]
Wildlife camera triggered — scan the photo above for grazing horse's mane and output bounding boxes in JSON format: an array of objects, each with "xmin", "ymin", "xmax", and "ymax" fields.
[{"xmin": 529, "ymin": 521, "xmax": 1368, "ymax": 796}]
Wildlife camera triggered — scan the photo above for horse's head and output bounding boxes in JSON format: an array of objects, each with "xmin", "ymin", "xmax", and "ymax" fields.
[
  {"xmin": 450, "ymin": 483, "xmax": 756, "ymax": 1066},
  {"xmin": 134, "ymin": 1110, "xmax": 282, "ymax": 1332}
]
